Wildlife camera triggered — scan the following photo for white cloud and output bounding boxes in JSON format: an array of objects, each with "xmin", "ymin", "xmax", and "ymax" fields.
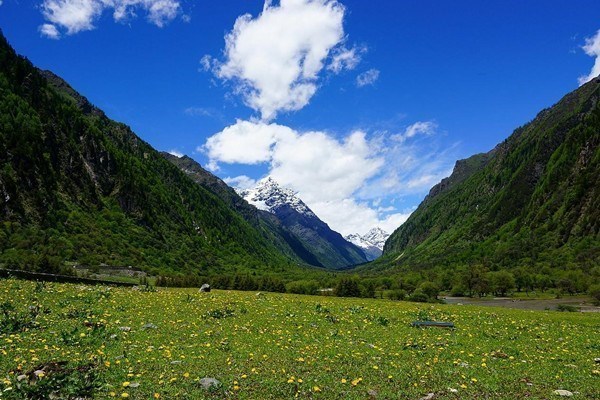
[
  {"xmin": 202, "ymin": 119, "xmax": 453, "ymax": 235},
  {"xmin": 579, "ymin": 29, "xmax": 600, "ymax": 86},
  {"xmin": 167, "ymin": 149, "xmax": 183, "ymax": 157},
  {"xmin": 39, "ymin": 0, "xmax": 181, "ymax": 38},
  {"xmin": 199, "ymin": 55, "xmax": 214, "ymax": 72},
  {"xmin": 212, "ymin": 0, "xmax": 349, "ymax": 120},
  {"xmin": 269, "ymin": 129, "xmax": 383, "ymax": 202},
  {"xmin": 184, "ymin": 107, "xmax": 214, "ymax": 117},
  {"xmin": 391, "ymin": 120, "xmax": 438, "ymax": 142},
  {"xmin": 201, "ymin": 119, "xmax": 296, "ymax": 166},
  {"xmin": 308, "ymin": 198, "xmax": 411, "ymax": 236},
  {"xmin": 327, "ymin": 46, "xmax": 363, "ymax": 73},
  {"xmin": 41, "ymin": 0, "xmax": 102, "ymax": 35},
  {"xmin": 145, "ymin": 0, "xmax": 180, "ymax": 27},
  {"xmin": 39, "ymin": 23, "xmax": 61, "ymax": 39},
  {"xmin": 223, "ymin": 175, "xmax": 257, "ymax": 190},
  {"xmin": 356, "ymin": 68, "xmax": 380, "ymax": 87}
]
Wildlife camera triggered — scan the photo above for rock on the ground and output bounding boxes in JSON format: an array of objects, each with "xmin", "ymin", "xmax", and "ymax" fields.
[
  {"xmin": 198, "ymin": 377, "xmax": 220, "ymax": 390},
  {"xmin": 419, "ymin": 393, "xmax": 435, "ymax": 400},
  {"xmin": 200, "ymin": 284, "xmax": 211, "ymax": 292},
  {"xmin": 553, "ymin": 390, "xmax": 573, "ymax": 397}
]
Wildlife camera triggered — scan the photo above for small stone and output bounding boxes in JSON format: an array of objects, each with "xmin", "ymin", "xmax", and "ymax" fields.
[
  {"xmin": 458, "ymin": 362, "xmax": 469, "ymax": 367},
  {"xmin": 419, "ymin": 393, "xmax": 435, "ymax": 400},
  {"xmin": 33, "ymin": 370, "xmax": 45, "ymax": 377},
  {"xmin": 448, "ymin": 388, "xmax": 458, "ymax": 393},
  {"xmin": 367, "ymin": 389, "xmax": 378, "ymax": 397},
  {"xmin": 128, "ymin": 382, "xmax": 140, "ymax": 388},
  {"xmin": 142, "ymin": 323, "xmax": 157, "ymax": 330},
  {"xmin": 594, "ymin": 358, "xmax": 600, "ymax": 363},
  {"xmin": 119, "ymin": 326, "xmax": 131, "ymax": 332},
  {"xmin": 110, "ymin": 334, "xmax": 118, "ymax": 339},
  {"xmin": 553, "ymin": 390, "xmax": 573, "ymax": 397},
  {"xmin": 17, "ymin": 374, "xmax": 27, "ymax": 382},
  {"xmin": 198, "ymin": 377, "xmax": 221, "ymax": 390}
]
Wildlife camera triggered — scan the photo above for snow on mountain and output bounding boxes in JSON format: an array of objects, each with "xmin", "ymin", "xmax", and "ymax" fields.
[
  {"xmin": 237, "ymin": 177, "xmax": 316, "ymax": 217},
  {"xmin": 345, "ymin": 228, "xmax": 390, "ymax": 261},
  {"xmin": 362, "ymin": 227, "xmax": 389, "ymax": 250}
]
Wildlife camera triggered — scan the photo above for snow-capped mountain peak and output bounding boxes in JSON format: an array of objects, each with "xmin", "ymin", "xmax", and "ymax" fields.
[
  {"xmin": 344, "ymin": 227, "xmax": 390, "ymax": 261},
  {"xmin": 363, "ymin": 227, "xmax": 389, "ymax": 250},
  {"xmin": 237, "ymin": 177, "xmax": 316, "ymax": 217},
  {"xmin": 346, "ymin": 227, "xmax": 389, "ymax": 251}
]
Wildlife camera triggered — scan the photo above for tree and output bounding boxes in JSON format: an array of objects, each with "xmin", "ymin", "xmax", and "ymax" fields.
[
  {"xmin": 417, "ymin": 281, "xmax": 440, "ymax": 300},
  {"xmin": 335, "ymin": 277, "xmax": 361, "ymax": 298},
  {"xmin": 589, "ymin": 284, "xmax": 600, "ymax": 306},
  {"xmin": 513, "ymin": 268, "xmax": 533, "ymax": 294},
  {"xmin": 489, "ymin": 270, "xmax": 515, "ymax": 296}
]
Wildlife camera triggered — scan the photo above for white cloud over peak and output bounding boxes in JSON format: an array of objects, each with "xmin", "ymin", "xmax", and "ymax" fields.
[
  {"xmin": 211, "ymin": 0, "xmax": 350, "ymax": 121},
  {"xmin": 223, "ymin": 175, "xmax": 257, "ymax": 191},
  {"xmin": 356, "ymin": 68, "xmax": 380, "ymax": 87},
  {"xmin": 39, "ymin": 0, "xmax": 182, "ymax": 38},
  {"xmin": 202, "ymin": 119, "xmax": 453, "ymax": 235},
  {"xmin": 202, "ymin": 120, "xmax": 296, "ymax": 170},
  {"xmin": 167, "ymin": 149, "xmax": 183, "ymax": 158},
  {"xmin": 579, "ymin": 29, "xmax": 600, "ymax": 86}
]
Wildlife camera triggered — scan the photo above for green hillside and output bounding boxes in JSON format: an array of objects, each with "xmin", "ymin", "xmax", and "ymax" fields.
[
  {"xmin": 374, "ymin": 77, "xmax": 600, "ymax": 275},
  {"xmin": 162, "ymin": 153, "xmax": 325, "ymax": 267},
  {"xmin": 0, "ymin": 32, "xmax": 303, "ymax": 277}
]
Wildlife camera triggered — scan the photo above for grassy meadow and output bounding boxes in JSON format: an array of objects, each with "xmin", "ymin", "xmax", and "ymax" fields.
[{"xmin": 0, "ymin": 279, "xmax": 599, "ymax": 399}]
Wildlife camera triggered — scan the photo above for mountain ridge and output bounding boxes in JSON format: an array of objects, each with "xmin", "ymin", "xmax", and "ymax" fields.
[
  {"xmin": 238, "ymin": 177, "xmax": 368, "ymax": 269},
  {"xmin": 345, "ymin": 227, "xmax": 389, "ymax": 261},
  {"xmin": 0, "ymin": 32, "xmax": 306, "ymax": 276},
  {"xmin": 375, "ymin": 76, "xmax": 600, "ymax": 273}
]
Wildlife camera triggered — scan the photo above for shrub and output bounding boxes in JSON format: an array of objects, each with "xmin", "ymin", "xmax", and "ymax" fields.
[
  {"xmin": 556, "ymin": 304, "xmax": 579, "ymax": 312},
  {"xmin": 417, "ymin": 281, "xmax": 440, "ymax": 300},
  {"xmin": 450, "ymin": 284, "xmax": 467, "ymax": 297},
  {"xmin": 408, "ymin": 291, "xmax": 429, "ymax": 303},
  {"xmin": 387, "ymin": 289, "xmax": 407, "ymax": 301},
  {"xmin": 588, "ymin": 284, "xmax": 600, "ymax": 306},
  {"xmin": 286, "ymin": 280, "xmax": 319, "ymax": 295}
]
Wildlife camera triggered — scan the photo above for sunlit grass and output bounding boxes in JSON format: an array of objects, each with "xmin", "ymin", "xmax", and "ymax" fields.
[{"xmin": 1, "ymin": 279, "xmax": 598, "ymax": 399}]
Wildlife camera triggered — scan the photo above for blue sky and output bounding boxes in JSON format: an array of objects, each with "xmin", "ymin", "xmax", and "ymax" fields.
[{"xmin": 1, "ymin": 0, "xmax": 599, "ymax": 235}]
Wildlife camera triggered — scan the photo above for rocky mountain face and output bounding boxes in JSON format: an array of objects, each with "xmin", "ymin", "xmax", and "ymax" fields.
[
  {"xmin": 0, "ymin": 32, "xmax": 305, "ymax": 276},
  {"xmin": 345, "ymin": 228, "xmax": 389, "ymax": 261},
  {"xmin": 238, "ymin": 178, "xmax": 368, "ymax": 269},
  {"xmin": 377, "ymin": 77, "xmax": 600, "ymax": 273}
]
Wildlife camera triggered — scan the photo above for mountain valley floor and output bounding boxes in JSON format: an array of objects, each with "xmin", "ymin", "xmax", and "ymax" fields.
[{"xmin": 1, "ymin": 279, "xmax": 599, "ymax": 399}]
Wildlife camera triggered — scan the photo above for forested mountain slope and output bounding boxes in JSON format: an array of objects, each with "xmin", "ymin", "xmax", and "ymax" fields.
[
  {"xmin": 0, "ymin": 32, "xmax": 301, "ymax": 276},
  {"xmin": 373, "ymin": 77, "xmax": 600, "ymax": 273}
]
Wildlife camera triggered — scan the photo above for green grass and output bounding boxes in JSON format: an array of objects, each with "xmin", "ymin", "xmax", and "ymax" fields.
[{"xmin": 1, "ymin": 279, "xmax": 598, "ymax": 399}]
